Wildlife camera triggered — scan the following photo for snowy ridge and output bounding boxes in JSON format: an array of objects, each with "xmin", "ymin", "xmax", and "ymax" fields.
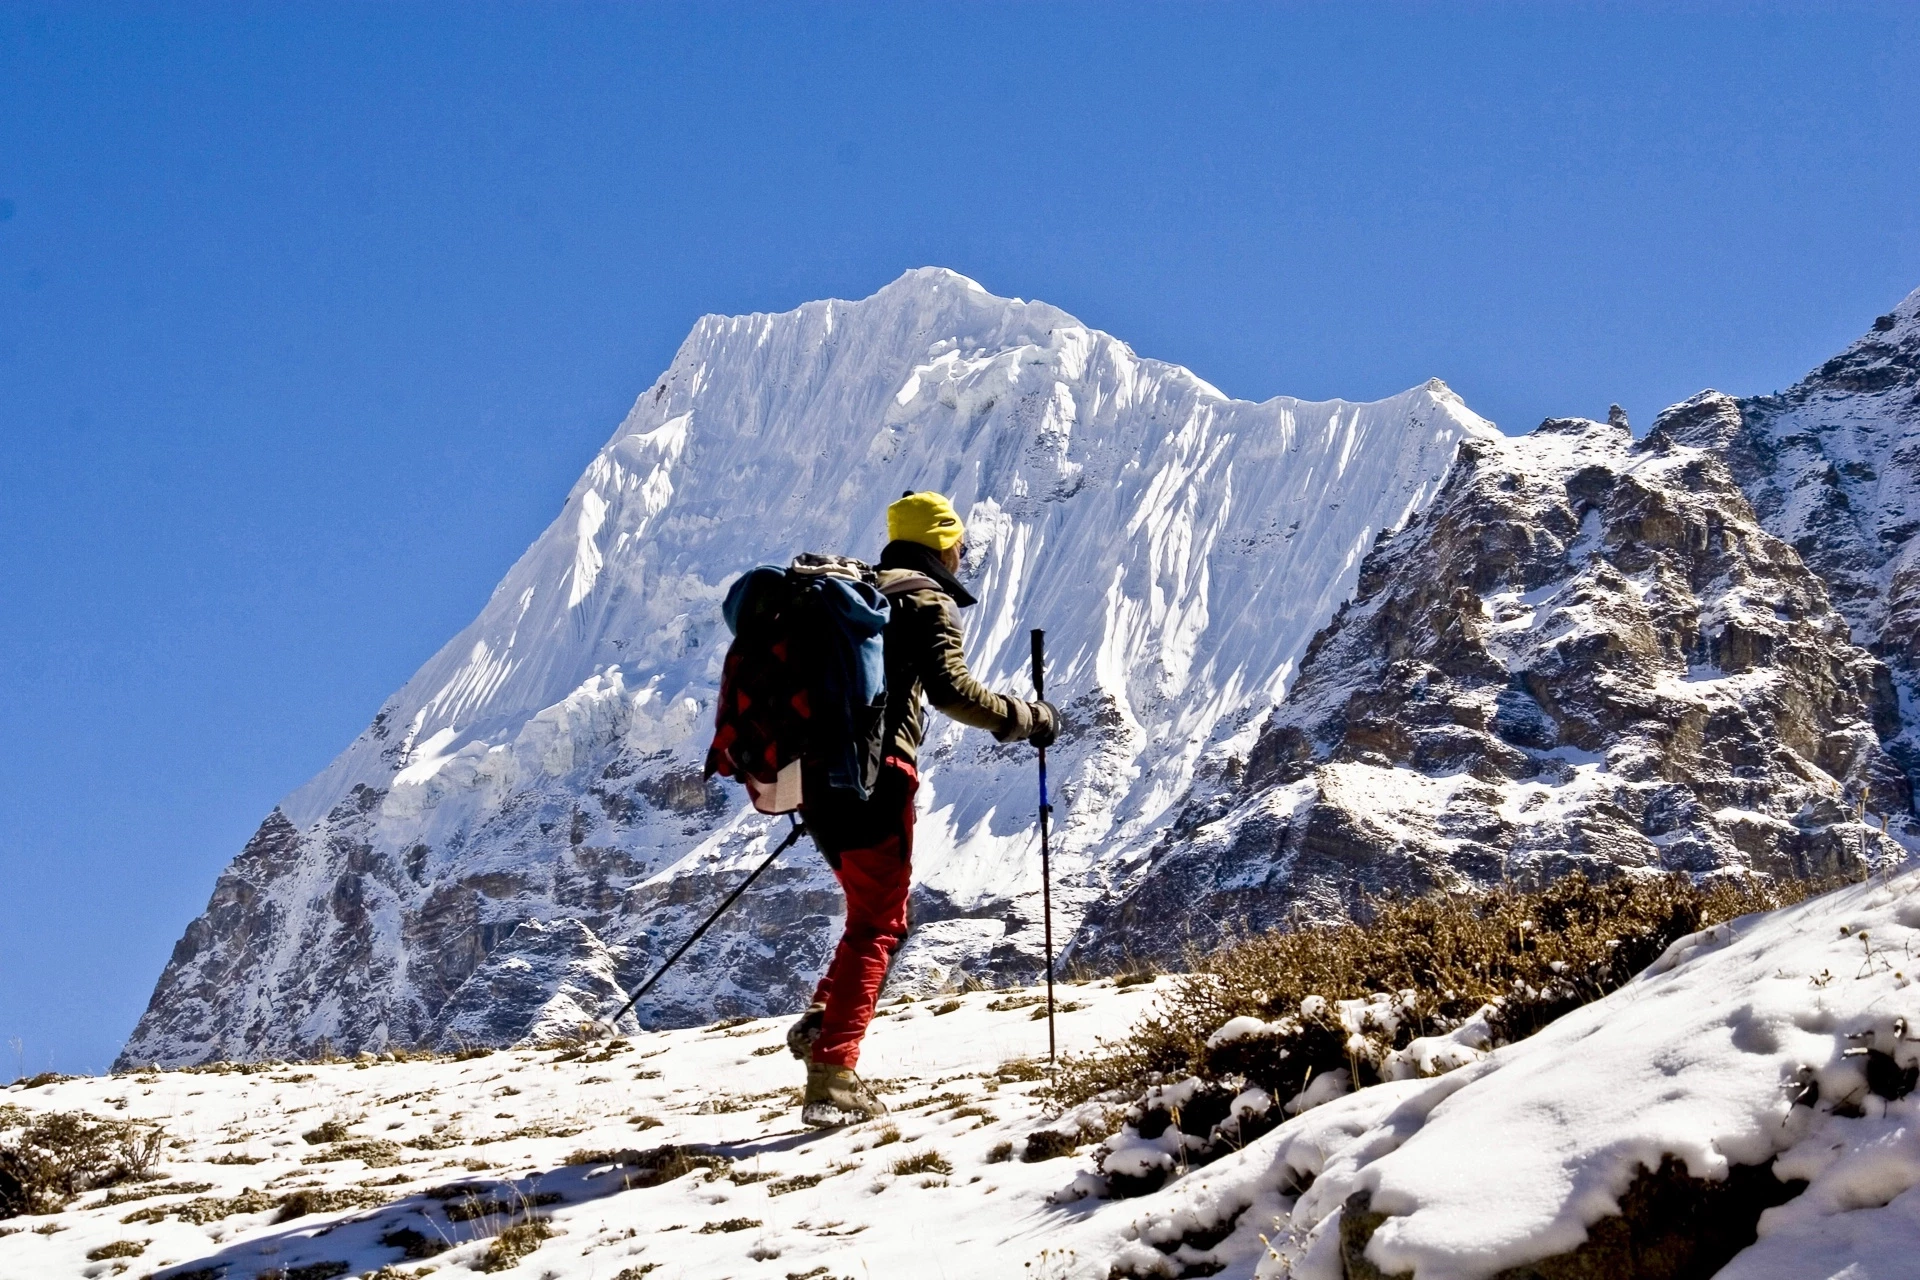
[
  {"xmin": 1062, "ymin": 869, "xmax": 1920, "ymax": 1280},
  {"xmin": 122, "ymin": 268, "xmax": 1486, "ymax": 1067}
]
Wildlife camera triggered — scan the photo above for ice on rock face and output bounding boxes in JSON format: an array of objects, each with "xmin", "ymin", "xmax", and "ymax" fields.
[{"xmin": 120, "ymin": 268, "xmax": 1487, "ymax": 1067}]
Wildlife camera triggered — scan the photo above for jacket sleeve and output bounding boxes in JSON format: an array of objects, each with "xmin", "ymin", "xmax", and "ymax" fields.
[{"xmin": 906, "ymin": 590, "xmax": 1036, "ymax": 742}]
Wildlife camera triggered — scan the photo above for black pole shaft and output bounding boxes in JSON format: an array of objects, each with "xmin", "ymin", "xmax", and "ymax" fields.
[
  {"xmin": 1031, "ymin": 629, "xmax": 1056, "ymax": 1064},
  {"xmin": 603, "ymin": 814, "xmax": 806, "ymax": 1032}
]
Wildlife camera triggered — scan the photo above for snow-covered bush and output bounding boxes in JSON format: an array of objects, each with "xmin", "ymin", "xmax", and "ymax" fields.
[{"xmin": 1058, "ymin": 872, "xmax": 1839, "ymax": 1197}]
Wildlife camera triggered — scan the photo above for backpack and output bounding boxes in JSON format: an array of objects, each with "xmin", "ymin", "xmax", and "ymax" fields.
[{"xmin": 704, "ymin": 554, "xmax": 908, "ymax": 814}]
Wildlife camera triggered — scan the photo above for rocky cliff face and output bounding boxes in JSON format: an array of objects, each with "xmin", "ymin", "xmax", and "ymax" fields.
[
  {"xmin": 119, "ymin": 269, "xmax": 1483, "ymax": 1068},
  {"xmin": 1657, "ymin": 285, "xmax": 1920, "ymax": 797},
  {"xmin": 1077, "ymin": 409, "xmax": 1912, "ymax": 965}
]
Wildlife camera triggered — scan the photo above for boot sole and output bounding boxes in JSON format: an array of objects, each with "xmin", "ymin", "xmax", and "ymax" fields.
[{"xmin": 800, "ymin": 1103, "xmax": 851, "ymax": 1129}]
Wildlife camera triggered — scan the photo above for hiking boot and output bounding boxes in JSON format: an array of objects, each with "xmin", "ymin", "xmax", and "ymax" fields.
[
  {"xmin": 800, "ymin": 1061, "xmax": 889, "ymax": 1128},
  {"xmin": 786, "ymin": 1002, "xmax": 825, "ymax": 1060}
]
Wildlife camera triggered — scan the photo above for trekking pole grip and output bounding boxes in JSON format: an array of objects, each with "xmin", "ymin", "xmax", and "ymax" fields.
[{"xmin": 1030, "ymin": 629, "xmax": 1046, "ymax": 700}]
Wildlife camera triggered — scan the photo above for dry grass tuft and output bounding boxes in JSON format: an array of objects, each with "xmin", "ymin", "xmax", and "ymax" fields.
[
  {"xmin": 300, "ymin": 1118, "xmax": 352, "ymax": 1145},
  {"xmin": 767, "ymin": 1172, "xmax": 824, "ymax": 1195},
  {"xmin": 562, "ymin": 1144, "xmax": 729, "ymax": 1187},
  {"xmin": 888, "ymin": 1150, "xmax": 953, "ymax": 1177},
  {"xmin": 476, "ymin": 1216, "xmax": 554, "ymax": 1272}
]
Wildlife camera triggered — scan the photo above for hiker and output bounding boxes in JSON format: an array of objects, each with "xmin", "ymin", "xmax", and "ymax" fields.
[{"xmin": 787, "ymin": 492, "xmax": 1058, "ymax": 1126}]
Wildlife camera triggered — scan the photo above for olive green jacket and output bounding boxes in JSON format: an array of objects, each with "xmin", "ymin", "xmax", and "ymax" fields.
[{"xmin": 876, "ymin": 567, "xmax": 1038, "ymax": 766}]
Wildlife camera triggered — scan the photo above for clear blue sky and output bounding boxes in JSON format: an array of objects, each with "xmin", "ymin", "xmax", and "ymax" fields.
[{"xmin": 3, "ymin": 3, "xmax": 1917, "ymax": 1075}]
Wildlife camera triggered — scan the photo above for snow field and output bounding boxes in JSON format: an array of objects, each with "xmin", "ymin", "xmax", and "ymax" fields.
[
  {"xmin": 1, "ymin": 979, "xmax": 1168, "ymax": 1280},
  {"xmin": 14, "ymin": 874, "xmax": 1920, "ymax": 1279}
]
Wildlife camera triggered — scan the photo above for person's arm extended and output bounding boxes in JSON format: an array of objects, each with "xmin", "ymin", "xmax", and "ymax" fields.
[{"xmin": 908, "ymin": 590, "xmax": 1036, "ymax": 741}]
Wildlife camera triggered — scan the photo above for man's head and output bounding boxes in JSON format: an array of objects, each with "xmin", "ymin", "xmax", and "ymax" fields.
[{"xmin": 887, "ymin": 491, "xmax": 965, "ymax": 571}]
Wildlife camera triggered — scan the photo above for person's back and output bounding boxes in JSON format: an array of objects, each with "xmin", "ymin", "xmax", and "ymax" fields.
[{"xmin": 790, "ymin": 491, "xmax": 1057, "ymax": 1127}]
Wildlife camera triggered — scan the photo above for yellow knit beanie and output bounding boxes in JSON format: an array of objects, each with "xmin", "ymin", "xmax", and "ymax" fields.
[{"xmin": 886, "ymin": 491, "xmax": 965, "ymax": 552}]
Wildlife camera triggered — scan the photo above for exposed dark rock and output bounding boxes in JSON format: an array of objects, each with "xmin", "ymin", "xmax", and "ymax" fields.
[
  {"xmin": 1079, "ymin": 410, "xmax": 1910, "ymax": 967},
  {"xmin": 1657, "ymin": 286, "xmax": 1920, "ymax": 806},
  {"xmin": 1339, "ymin": 1155, "xmax": 1807, "ymax": 1279}
]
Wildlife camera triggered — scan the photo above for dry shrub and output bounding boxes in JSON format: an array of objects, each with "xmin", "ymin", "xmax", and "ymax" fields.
[
  {"xmin": 272, "ymin": 1185, "xmax": 393, "ymax": 1222},
  {"xmin": 300, "ymin": 1118, "xmax": 352, "ymax": 1145},
  {"xmin": 1054, "ymin": 871, "xmax": 1836, "ymax": 1109},
  {"xmin": 887, "ymin": 1150, "xmax": 952, "ymax": 1177},
  {"xmin": 0, "ymin": 1111, "xmax": 165, "ymax": 1217},
  {"xmin": 122, "ymin": 1187, "xmax": 277, "ymax": 1225},
  {"xmin": 476, "ymin": 1216, "xmax": 553, "ymax": 1272},
  {"xmin": 562, "ymin": 1143, "xmax": 729, "ymax": 1187},
  {"xmin": 301, "ymin": 1138, "xmax": 401, "ymax": 1167}
]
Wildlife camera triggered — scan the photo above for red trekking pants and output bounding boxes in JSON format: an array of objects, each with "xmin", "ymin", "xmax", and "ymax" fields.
[{"xmin": 808, "ymin": 762, "xmax": 917, "ymax": 1069}]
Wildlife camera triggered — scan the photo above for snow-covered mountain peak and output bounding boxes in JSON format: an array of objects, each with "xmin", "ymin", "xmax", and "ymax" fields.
[{"xmin": 124, "ymin": 271, "xmax": 1488, "ymax": 1067}]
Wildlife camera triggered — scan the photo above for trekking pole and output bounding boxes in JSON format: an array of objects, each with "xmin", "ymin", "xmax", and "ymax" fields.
[
  {"xmin": 601, "ymin": 814, "xmax": 808, "ymax": 1033},
  {"xmin": 1030, "ymin": 629, "xmax": 1057, "ymax": 1065}
]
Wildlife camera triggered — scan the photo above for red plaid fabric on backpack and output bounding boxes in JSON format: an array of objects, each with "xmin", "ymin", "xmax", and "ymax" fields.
[{"xmin": 707, "ymin": 575, "xmax": 813, "ymax": 812}]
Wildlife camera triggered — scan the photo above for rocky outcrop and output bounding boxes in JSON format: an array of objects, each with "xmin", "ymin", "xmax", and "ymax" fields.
[
  {"xmin": 1078, "ymin": 412, "xmax": 1911, "ymax": 965},
  {"xmin": 1657, "ymin": 285, "xmax": 1920, "ymax": 798},
  {"xmin": 428, "ymin": 917, "xmax": 639, "ymax": 1049},
  {"xmin": 1338, "ymin": 1158, "xmax": 1806, "ymax": 1280}
]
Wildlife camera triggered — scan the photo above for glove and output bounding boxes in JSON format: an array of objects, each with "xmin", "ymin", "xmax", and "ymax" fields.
[{"xmin": 1028, "ymin": 700, "xmax": 1060, "ymax": 750}]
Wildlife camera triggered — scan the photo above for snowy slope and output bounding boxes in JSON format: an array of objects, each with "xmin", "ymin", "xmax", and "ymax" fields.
[
  {"xmin": 1055, "ymin": 868, "xmax": 1920, "ymax": 1280},
  {"xmin": 5, "ymin": 979, "xmax": 1169, "ymax": 1280},
  {"xmin": 15, "ymin": 875, "xmax": 1920, "ymax": 1280},
  {"xmin": 121, "ymin": 268, "xmax": 1487, "ymax": 1067}
]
